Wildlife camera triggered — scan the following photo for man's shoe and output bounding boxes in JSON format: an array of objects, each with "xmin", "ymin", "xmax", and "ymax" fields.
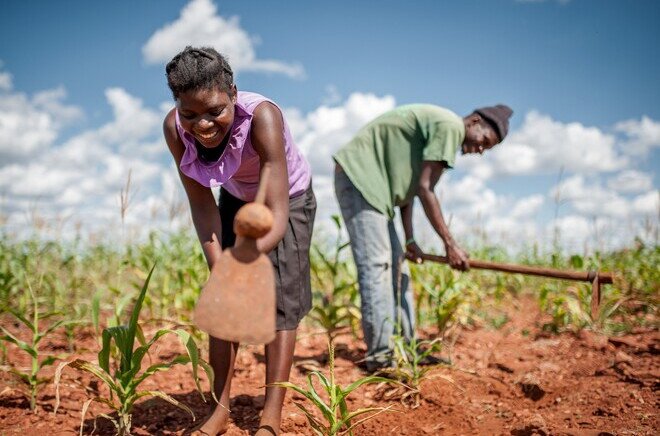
[
  {"xmin": 417, "ymin": 354, "xmax": 451, "ymax": 366},
  {"xmin": 361, "ymin": 358, "xmax": 394, "ymax": 374}
]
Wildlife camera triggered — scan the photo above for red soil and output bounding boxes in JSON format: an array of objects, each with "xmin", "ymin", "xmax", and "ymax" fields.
[{"xmin": 0, "ymin": 296, "xmax": 657, "ymax": 435}]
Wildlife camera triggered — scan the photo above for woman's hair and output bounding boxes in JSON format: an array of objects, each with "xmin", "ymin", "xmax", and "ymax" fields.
[{"xmin": 165, "ymin": 46, "xmax": 234, "ymax": 99}]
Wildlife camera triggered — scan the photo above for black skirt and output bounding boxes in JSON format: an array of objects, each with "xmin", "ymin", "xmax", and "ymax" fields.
[{"xmin": 218, "ymin": 185, "xmax": 316, "ymax": 330}]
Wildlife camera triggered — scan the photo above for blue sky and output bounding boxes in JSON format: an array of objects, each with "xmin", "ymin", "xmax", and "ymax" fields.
[{"xmin": 1, "ymin": 0, "xmax": 658, "ymax": 251}]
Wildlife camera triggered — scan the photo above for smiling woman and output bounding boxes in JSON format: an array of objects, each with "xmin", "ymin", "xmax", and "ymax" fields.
[{"xmin": 163, "ymin": 46, "xmax": 316, "ymax": 436}]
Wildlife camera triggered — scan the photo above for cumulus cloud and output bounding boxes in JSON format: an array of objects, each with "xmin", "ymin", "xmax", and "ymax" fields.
[
  {"xmin": 631, "ymin": 190, "xmax": 658, "ymax": 215},
  {"xmin": 283, "ymin": 92, "xmax": 395, "ymax": 222},
  {"xmin": 1, "ymin": 70, "xmax": 655, "ymax": 252},
  {"xmin": 615, "ymin": 116, "xmax": 660, "ymax": 156},
  {"xmin": 142, "ymin": 0, "xmax": 304, "ymax": 78},
  {"xmin": 0, "ymin": 76, "xmax": 82, "ymax": 164},
  {"xmin": 1, "ymin": 80, "xmax": 179, "ymax": 241},
  {"xmin": 511, "ymin": 194, "xmax": 544, "ymax": 219},
  {"xmin": 288, "ymin": 92, "xmax": 395, "ymax": 177},
  {"xmin": 459, "ymin": 111, "xmax": 628, "ymax": 180},
  {"xmin": 0, "ymin": 71, "xmax": 13, "ymax": 91},
  {"xmin": 607, "ymin": 170, "xmax": 653, "ymax": 194},
  {"xmin": 550, "ymin": 174, "xmax": 630, "ymax": 218}
]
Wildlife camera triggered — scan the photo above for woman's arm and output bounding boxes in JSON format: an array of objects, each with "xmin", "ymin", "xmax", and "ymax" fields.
[
  {"xmin": 249, "ymin": 102, "xmax": 290, "ymax": 253},
  {"xmin": 163, "ymin": 109, "xmax": 223, "ymax": 269}
]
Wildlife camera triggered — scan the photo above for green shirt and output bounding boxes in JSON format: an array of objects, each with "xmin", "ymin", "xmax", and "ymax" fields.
[{"xmin": 333, "ymin": 104, "xmax": 465, "ymax": 218}]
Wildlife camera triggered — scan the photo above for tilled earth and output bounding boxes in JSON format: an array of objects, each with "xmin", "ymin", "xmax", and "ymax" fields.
[{"xmin": 0, "ymin": 296, "xmax": 657, "ymax": 435}]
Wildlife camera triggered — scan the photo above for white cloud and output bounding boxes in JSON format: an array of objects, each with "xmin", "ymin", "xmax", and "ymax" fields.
[
  {"xmin": 461, "ymin": 111, "xmax": 627, "ymax": 180},
  {"xmin": 511, "ymin": 194, "xmax": 544, "ymax": 218},
  {"xmin": 550, "ymin": 174, "xmax": 630, "ymax": 218},
  {"xmin": 284, "ymin": 92, "xmax": 395, "ymax": 223},
  {"xmin": 289, "ymin": 92, "xmax": 396, "ymax": 178},
  {"xmin": 0, "ymin": 84, "xmax": 82, "ymax": 164},
  {"xmin": 607, "ymin": 170, "xmax": 653, "ymax": 193},
  {"xmin": 99, "ymin": 88, "xmax": 161, "ymax": 144},
  {"xmin": 615, "ymin": 116, "xmax": 660, "ymax": 156},
  {"xmin": 142, "ymin": 0, "xmax": 304, "ymax": 78},
  {"xmin": 1, "ymin": 67, "xmax": 655, "ymax": 252},
  {"xmin": 546, "ymin": 215, "xmax": 592, "ymax": 251},
  {"xmin": 632, "ymin": 191, "xmax": 658, "ymax": 215},
  {"xmin": 1, "ymin": 83, "xmax": 176, "ymax": 241},
  {"xmin": 0, "ymin": 71, "xmax": 13, "ymax": 91}
]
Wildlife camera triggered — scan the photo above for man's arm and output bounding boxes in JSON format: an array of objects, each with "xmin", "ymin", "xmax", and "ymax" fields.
[
  {"xmin": 415, "ymin": 161, "xmax": 470, "ymax": 270},
  {"xmin": 163, "ymin": 109, "xmax": 223, "ymax": 269},
  {"xmin": 400, "ymin": 202, "xmax": 423, "ymax": 264}
]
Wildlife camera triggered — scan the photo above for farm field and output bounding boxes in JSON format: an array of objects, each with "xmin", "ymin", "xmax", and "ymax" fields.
[{"xmin": 0, "ymin": 230, "xmax": 658, "ymax": 435}]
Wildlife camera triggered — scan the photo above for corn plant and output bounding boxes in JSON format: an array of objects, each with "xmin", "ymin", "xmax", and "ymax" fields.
[
  {"xmin": 0, "ymin": 276, "xmax": 74, "ymax": 411},
  {"xmin": 126, "ymin": 231, "xmax": 206, "ymax": 323},
  {"xmin": 415, "ymin": 266, "xmax": 469, "ymax": 335},
  {"xmin": 273, "ymin": 342, "xmax": 393, "ymax": 436},
  {"xmin": 376, "ymin": 336, "xmax": 444, "ymax": 408},
  {"xmin": 55, "ymin": 265, "xmax": 214, "ymax": 436},
  {"xmin": 310, "ymin": 215, "xmax": 361, "ymax": 343}
]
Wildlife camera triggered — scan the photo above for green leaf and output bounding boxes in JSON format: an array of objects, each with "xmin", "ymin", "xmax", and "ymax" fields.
[
  {"xmin": 306, "ymin": 372, "xmax": 334, "ymax": 424},
  {"xmin": 293, "ymin": 402, "xmax": 328, "ymax": 436},
  {"xmin": 91, "ymin": 291, "xmax": 101, "ymax": 332},
  {"xmin": 4, "ymin": 367, "xmax": 31, "ymax": 385},
  {"xmin": 173, "ymin": 329, "xmax": 205, "ymax": 394},
  {"xmin": 341, "ymin": 376, "xmax": 392, "ymax": 402},
  {"xmin": 0, "ymin": 326, "xmax": 37, "ymax": 359},
  {"xmin": 120, "ymin": 329, "xmax": 172, "ymax": 385},
  {"xmin": 38, "ymin": 355, "xmax": 59, "ymax": 370},
  {"xmin": 8, "ymin": 308, "xmax": 35, "ymax": 333},
  {"xmin": 129, "ymin": 355, "xmax": 190, "ymax": 391},
  {"xmin": 99, "ymin": 325, "xmax": 130, "ymax": 374},
  {"xmin": 124, "ymin": 264, "xmax": 156, "ymax": 370},
  {"xmin": 270, "ymin": 381, "xmax": 316, "ymax": 403},
  {"xmin": 570, "ymin": 254, "xmax": 584, "ymax": 269},
  {"xmin": 43, "ymin": 319, "xmax": 79, "ymax": 338}
]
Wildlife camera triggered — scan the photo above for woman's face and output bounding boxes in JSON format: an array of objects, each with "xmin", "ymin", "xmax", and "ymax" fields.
[{"xmin": 176, "ymin": 86, "xmax": 237, "ymax": 148}]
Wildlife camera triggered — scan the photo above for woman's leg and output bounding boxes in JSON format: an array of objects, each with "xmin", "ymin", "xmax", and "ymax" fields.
[
  {"xmin": 195, "ymin": 337, "xmax": 239, "ymax": 435},
  {"xmin": 256, "ymin": 329, "xmax": 297, "ymax": 435}
]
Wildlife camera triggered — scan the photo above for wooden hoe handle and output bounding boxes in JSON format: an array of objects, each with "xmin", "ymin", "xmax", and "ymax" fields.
[{"xmin": 420, "ymin": 253, "xmax": 614, "ymax": 320}]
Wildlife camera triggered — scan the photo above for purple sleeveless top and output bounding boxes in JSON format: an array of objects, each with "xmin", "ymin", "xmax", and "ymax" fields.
[{"xmin": 175, "ymin": 91, "xmax": 311, "ymax": 201}]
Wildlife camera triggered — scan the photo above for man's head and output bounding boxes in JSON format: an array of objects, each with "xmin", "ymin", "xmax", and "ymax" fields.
[{"xmin": 462, "ymin": 104, "xmax": 513, "ymax": 155}]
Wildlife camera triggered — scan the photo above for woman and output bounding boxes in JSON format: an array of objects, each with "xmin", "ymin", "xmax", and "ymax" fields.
[{"xmin": 163, "ymin": 46, "xmax": 315, "ymax": 435}]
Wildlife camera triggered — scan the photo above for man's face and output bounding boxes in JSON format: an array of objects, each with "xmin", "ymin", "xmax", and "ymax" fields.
[
  {"xmin": 176, "ymin": 86, "xmax": 237, "ymax": 149},
  {"xmin": 462, "ymin": 118, "xmax": 500, "ymax": 155}
]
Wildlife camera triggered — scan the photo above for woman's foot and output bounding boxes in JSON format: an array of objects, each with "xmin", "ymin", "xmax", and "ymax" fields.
[
  {"xmin": 255, "ymin": 424, "xmax": 278, "ymax": 435},
  {"xmin": 190, "ymin": 403, "xmax": 230, "ymax": 436}
]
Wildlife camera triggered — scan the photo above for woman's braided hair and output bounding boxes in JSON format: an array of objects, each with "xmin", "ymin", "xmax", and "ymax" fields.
[{"xmin": 165, "ymin": 46, "xmax": 234, "ymax": 99}]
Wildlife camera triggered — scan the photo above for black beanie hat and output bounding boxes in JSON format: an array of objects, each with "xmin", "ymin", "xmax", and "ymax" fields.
[{"xmin": 474, "ymin": 104, "xmax": 513, "ymax": 141}]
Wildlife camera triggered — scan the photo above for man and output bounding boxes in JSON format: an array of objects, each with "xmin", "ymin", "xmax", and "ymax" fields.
[{"xmin": 333, "ymin": 103, "xmax": 513, "ymax": 372}]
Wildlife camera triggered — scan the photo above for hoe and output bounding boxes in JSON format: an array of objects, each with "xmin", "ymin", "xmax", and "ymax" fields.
[{"xmin": 419, "ymin": 253, "xmax": 613, "ymax": 319}]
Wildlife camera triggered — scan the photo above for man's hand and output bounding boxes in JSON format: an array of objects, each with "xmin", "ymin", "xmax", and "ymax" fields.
[
  {"xmin": 446, "ymin": 243, "xmax": 470, "ymax": 271},
  {"xmin": 405, "ymin": 241, "xmax": 424, "ymax": 264}
]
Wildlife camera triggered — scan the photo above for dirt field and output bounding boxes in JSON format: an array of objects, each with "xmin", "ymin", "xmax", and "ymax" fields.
[{"xmin": 0, "ymin": 296, "xmax": 657, "ymax": 435}]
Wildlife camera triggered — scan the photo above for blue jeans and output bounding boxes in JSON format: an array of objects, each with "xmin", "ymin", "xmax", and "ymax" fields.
[{"xmin": 334, "ymin": 167, "xmax": 416, "ymax": 369}]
